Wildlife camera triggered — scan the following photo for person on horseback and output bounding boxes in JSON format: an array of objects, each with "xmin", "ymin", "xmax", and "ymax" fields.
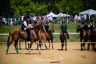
[
  {"xmin": 45, "ymin": 22, "xmax": 49, "ymax": 33},
  {"xmin": 83, "ymin": 22, "xmax": 91, "ymax": 37},
  {"xmin": 21, "ymin": 15, "xmax": 36, "ymax": 41},
  {"xmin": 60, "ymin": 21, "xmax": 69, "ymax": 50},
  {"xmin": 36, "ymin": 16, "xmax": 46, "ymax": 32},
  {"xmin": 44, "ymin": 22, "xmax": 55, "ymax": 49},
  {"xmin": 60, "ymin": 21, "xmax": 69, "ymax": 39}
]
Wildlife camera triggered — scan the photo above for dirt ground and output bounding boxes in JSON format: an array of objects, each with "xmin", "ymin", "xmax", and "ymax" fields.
[{"xmin": 0, "ymin": 42, "xmax": 96, "ymax": 64}]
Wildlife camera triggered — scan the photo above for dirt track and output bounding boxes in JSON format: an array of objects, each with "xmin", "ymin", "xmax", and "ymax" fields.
[{"xmin": 0, "ymin": 42, "xmax": 96, "ymax": 64}]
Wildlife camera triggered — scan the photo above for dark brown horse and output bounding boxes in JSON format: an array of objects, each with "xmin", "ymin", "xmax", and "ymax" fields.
[
  {"xmin": 6, "ymin": 28, "xmax": 39, "ymax": 54},
  {"xmin": 47, "ymin": 28, "xmax": 54, "ymax": 49},
  {"xmin": 59, "ymin": 33, "xmax": 68, "ymax": 50},
  {"xmin": 76, "ymin": 25, "xmax": 91, "ymax": 50}
]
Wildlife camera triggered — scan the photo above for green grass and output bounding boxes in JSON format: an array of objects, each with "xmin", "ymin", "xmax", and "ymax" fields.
[
  {"xmin": 51, "ymin": 23, "xmax": 77, "ymax": 33},
  {"xmin": 0, "ymin": 25, "xmax": 20, "ymax": 33}
]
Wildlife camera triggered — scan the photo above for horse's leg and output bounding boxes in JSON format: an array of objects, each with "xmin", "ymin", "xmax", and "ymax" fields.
[
  {"xmin": 38, "ymin": 39, "xmax": 42, "ymax": 50},
  {"xmin": 51, "ymin": 43, "xmax": 54, "ymax": 50},
  {"xmin": 25, "ymin": 40, "xmax": 28, "ymax": 49},
  {"xmin": 61, "ymin": 39, "xmax": 64, "ymax": 50},
  {"xmin": 6, "ymin": 35, "xmax": 13, "ymax": 54},
  {"xmin": 18, "ymin": 39, "xmax": 22, "ymax": 50},
  {"xmin": 48, "ymin": 40, "xmax": 50, "ymax": 49},
  {"xmin": 14, "ymin": 39, "xmax": 19, "ymax": 53},
  {"xmin": 82, "ymin": 38, "xmax": 88, "ymax": 50},
  {"xmin": 83, "ymin": 42, "xmax": 86, "ymax": 50},
  {"xmin": 80, "ymin": 38, "xmax": 83, "ymax": 50},
  {"xmin": 65, "ymin": 40, "xmax": 67, "ymax": 50},
  {"xmin": 95, "ymin": 43, "xmax": 96, "ymax": 51},
  {"xmin": 91, "ymin": 43, "xmax": 94, "ymax": 50},
  {"xmin": 43, "ymin": 39, "xmax": 48, "ymax": 50},
  {"xmin": 6, "ymin": 41, "xmax": 13, "ymax": 54},
  {"xmin": 87, "ymin": 42, "xmax": 90, "ymax": 50},
  {"xmin": 44, "ymin": 42, "xmax": 48, "ymax": 50},
  {"xmin": 51, "ymin": 35, "xmax": 54, "ymax": 49}
]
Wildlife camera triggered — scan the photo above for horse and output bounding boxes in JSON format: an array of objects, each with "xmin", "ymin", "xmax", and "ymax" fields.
[
  {"xmin": 35, "ymin": 23, "xmax": 55, "ymax": 50},
  {"xmin": 76, "ymin": 25, "xmax": 91, "ymax": 50},
  {"xmin": 37, "ymin": 29, "xmax": 48, "ymax": 50},
  {"xmin": 6, "ymin": 28, "xmax": 40, "ymax": 54},
  {"xmin": 90, "ymin": 31, "xmax": 96, "ymax": 51},
  {"xmin": 59, "ymin": 32, "xmax": 68, "ymax": 50},
  {"xmin": 47, "ymin": 28, "xmax": 54, "ymax": 49},
  {"xmin": 6, "ymin": 28, "xmax": 21, "ymax": 54}
]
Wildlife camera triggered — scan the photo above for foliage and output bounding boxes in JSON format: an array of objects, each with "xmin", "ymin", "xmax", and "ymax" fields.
[{"xmin": 9, "ymin": 0, "xmax": 86, "ymax": 17}]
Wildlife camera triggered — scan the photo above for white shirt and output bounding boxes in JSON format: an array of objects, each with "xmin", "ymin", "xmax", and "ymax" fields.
[{"xmin": 23, "ymin": 21, "xmax": 27, "ymax": 27}]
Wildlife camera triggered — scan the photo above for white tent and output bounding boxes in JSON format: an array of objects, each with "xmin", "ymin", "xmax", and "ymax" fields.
[
  {"xmin": 58, "ymin": 12, "xmax": 64, "ymax": 17},
  {"xmin": 63, "ymin": 14, "xmax": 70, "ymax": 17},
  {"xmin": 79, "ymin": 9, "xmax": 96, "ymax": 19},
  {"xmin": 79, "ymin": 9, "xmax": 96, "ymax": 15},
  {"xmin": 58, "ymin": 12, "xmax": 70, "ymax": 17},
  {"xmin": 47, "ymin": 12, "xmax": 58, "ymax": 17}
]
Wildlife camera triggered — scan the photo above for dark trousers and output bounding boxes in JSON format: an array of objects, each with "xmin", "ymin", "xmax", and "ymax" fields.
[{"xmin": 26, "ymin": 29, "xmax": 30, "ymax": 41}]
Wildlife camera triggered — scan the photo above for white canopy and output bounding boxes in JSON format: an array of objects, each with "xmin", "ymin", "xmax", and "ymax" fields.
[
  {"xmin": 79, "ymin": 9, "xmax": 96, "ymax": 15},
  {"xmin": 47, "ymin": 12, "xmax": 58, "ymax": 17},
  {"xmin": 58, "ymin": 12, "xmax": 64, "ymax": 17},
  {"xmin": 58, "ymin": 12, "xmax": 70, "ymax": 17}
]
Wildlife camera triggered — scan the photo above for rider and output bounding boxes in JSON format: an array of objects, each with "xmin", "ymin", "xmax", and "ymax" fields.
[
  {"xmin": 83, "ymin": 22, "xmax": 91, "ymax": 36},
  {"xmin": 45, "ymin": 22, "xmax": 49, "ymax": 33},
  {"xmin": 36, "ymin": 16, "xmax": 46, "ymax": 32},
  {"xmin": 21, "ymin": 15, "xmax": 36, "ymax": 40},
  {"xmin": 60, "ymin": 21, "xmax": 69, "ymax": 39}
]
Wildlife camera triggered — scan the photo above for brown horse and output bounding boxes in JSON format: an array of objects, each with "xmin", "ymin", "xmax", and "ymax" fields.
[
  {"xmin": 37, "ymin": 29, "xmax": 48, "ymax": 50},
  {"xmin": 6, "ymin": 28, "xmax": 39, "ymax": 54},
  {"xmin": 76, "ymin": 26, "xmax": 91, "ymax": 50},
  {"xmin": 36, "ymin": 25, "xmax": 55, "ymax": 50},
  {"xmin": 47, "ymin": 28, "xmax": 54, "ymax": 49},
  {"xmin": 6, "ymin": 28, "xmax": 21, "ymax": 54},
  {"xmin": 59, "ymin": 33, "xmax": 68, "ymax": 50}
]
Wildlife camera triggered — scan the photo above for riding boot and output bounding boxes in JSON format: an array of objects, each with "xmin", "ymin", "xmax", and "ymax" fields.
[
  {"xmin": 87, "ymin": 43, "xmax": 90, "ymax": 50},
  {"xmin": 26, "ymin": 29, "xmax": 30, "ymax": 41},
  {"xmin": 49, "ymin": 43, "xmax": 50, "ymax": 49}
]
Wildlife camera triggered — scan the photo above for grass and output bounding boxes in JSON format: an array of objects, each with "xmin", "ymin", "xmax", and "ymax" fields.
[{"xmin": 0, "ymin": 25, "xmax": 20, "ymax": 33}]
